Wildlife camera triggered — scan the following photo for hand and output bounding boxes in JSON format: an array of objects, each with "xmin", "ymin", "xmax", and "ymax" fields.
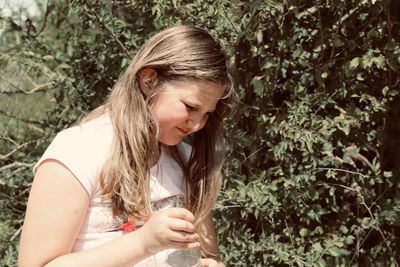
[
  {"xmin": 200, "ymin": 258, "xmax": 225, "ymax": 267},
  {"xmin": 138, "ymin": 208, "xmax": 200, "ymax": 254}
]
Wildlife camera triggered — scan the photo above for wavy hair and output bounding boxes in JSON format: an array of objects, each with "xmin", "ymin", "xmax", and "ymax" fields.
[{"xmin": 84, "ymin": 25, "xmax": 234, "ymax": 227}]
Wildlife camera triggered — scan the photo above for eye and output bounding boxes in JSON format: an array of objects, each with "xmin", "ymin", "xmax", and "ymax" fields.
[{"xmin": 184, "ymin": 103, "xmax": 195, "ymax": 111}]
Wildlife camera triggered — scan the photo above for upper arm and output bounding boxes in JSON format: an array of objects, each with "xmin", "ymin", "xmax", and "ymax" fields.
[{"xmin": 18, "ymin": 160, "xmax": 90, "ymax": 267}]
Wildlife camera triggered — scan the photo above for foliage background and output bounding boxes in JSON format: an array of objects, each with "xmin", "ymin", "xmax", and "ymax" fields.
[{"xmin": 1, "ymin": 0, "xmax": 400, "ymax": 266}]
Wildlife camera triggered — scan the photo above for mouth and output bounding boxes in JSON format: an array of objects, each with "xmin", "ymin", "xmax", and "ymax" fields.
[{"xmin": 177, "ymin": 127, "xmax": 190, "ymax": 135}]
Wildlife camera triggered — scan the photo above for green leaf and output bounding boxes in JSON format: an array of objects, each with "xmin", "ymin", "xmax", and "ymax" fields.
[
  {"xmin": 314, "ymin": 258, "xmax": 326, "ymax": 267},
  {"xmin": 350, "ymin": 57, "xmax": 360, "ymax": 69},
  {"xmin": 300, "ymin": 228, "xmax": 308, "ymax": 237},
  {"xmin": 251, "ymin": 76, "xmax": 265, "ymax": 97},
  {"xmin": 327, "ymin": 247, "xmax": 343, "ymax": 257},
  {"xmin": 121, "ymin": 58, "xmax": 129, "ymax": 69},
  {"xmin": 382, "ymin": 86, "xmax": 389, "ymax": 96}
]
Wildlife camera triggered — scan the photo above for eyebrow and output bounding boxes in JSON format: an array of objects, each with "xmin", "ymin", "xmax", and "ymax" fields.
[{"xmin": 184, "ymin": 100, "xmax": 216, "ymax": 113}]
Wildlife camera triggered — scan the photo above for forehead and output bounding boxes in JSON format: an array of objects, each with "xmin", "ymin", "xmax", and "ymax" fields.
[{"xmin": 160, "ymin": 80, "xmax": 225, "ymax": 100}]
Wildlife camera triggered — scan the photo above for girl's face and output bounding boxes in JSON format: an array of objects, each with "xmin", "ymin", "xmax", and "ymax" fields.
[{"xmin": 150, "ymin": 80, "xmax": 225, "ymax": 146}]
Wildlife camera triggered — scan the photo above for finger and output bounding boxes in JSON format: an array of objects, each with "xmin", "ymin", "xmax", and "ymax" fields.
[
  {"xmin": 169, "ymin": 230, "xmax": 199, "ymax": 243},
  {"xmin": 200, "ymin": 258, "xmax": 223, "ymax": 267},
  {"xmin": 166, "ymin": 208, "xmax": 195, "ymax": 222},
  {"xmin": 200, "ymin": 258, "xmax": 212, "ymax": 267},
  {"xmin": 169, "ymin": 218, "xmax": 195, "ymax": 232},
  {"xmin": 169, "ymin": 240, "xmax": 201, "ymax": 250}
]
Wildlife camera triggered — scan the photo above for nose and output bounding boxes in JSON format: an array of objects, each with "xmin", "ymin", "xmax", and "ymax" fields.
[{"xmin": 187, "ymin": 114, "xmax": 206, "ymax": 132}]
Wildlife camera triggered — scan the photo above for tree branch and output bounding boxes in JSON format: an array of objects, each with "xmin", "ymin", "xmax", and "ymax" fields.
[
  {"xmin": 0, "ymin": 75, "xmax": 54, "ymax": 95},
  {"xmin": 33, "ymin": 0, "xmax": 50, "ymax": 37},
  {"xmin": 0, "ymin": 161, "xmax": 34, "ymax": 172},
  {"xmin": 0, "ymin": 109, "xmax": 43, "ymax": 125},
  {"xmin": 0, "ymin": 138, "xmax": 39, "ymax": 160},
  {"xmin": 82, "ymin": 4, "xmax": 132, "ymax": 59}
]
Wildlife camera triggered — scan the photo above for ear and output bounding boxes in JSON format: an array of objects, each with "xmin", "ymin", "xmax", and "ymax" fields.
[{"xmin": 139, "ymin": 68, "xmax": 158, "ymax": 92}]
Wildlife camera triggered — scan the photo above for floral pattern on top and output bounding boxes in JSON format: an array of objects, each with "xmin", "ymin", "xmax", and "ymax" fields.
[
  {"xmin": 119, "ymin": 194, "xmax": 186, "ymax": 233},
  {"xmin": 152, "ymin": 194, "xmax": 185, "ymax": 211}
]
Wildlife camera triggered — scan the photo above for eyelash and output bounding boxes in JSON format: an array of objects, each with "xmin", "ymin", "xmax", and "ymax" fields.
[
  {"xmin": 184, "ymin": 103, "xmax": 195, "ymax": 110},
  {"xmin": 184, "ymin": 103, "xmax": 212, "ymax": 117}
]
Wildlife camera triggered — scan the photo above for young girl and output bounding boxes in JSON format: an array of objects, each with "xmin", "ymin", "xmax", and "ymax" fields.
[{"xmin": 18, "ymin": 25, "xmax": 233, "ymax": 267}]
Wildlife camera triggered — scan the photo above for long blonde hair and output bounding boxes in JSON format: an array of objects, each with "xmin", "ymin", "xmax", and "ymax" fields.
[{"xmin": 84, "ymin": 25, "xmax": 234, "ymax": 225}]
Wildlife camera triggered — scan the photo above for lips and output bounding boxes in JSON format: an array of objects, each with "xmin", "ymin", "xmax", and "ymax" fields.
[{"xmin": 177, "ymin": 127, "xmax": 190, "ymax": 135}]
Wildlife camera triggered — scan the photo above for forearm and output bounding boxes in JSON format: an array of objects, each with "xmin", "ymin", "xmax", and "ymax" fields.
[{"xmin": 43, "ymin": 230, "xmax": 151, "ymax": 267}]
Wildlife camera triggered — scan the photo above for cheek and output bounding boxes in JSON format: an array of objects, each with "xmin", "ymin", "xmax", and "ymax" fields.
[{"xmin": 152, "ymin": 103, "xmax": 188, "ymax": 126}]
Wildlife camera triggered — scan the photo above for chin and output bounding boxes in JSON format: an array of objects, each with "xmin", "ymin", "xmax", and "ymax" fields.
[{"xmin": 159, "ymin": 138, "xmax": 182, "ymax": 146}]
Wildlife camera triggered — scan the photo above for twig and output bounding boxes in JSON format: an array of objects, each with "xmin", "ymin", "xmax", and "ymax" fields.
[
  {"xmin": 386, "ymin": 1, "xmax": 394, "ymax": 88},
  {"xmin": 241, "ymin": 144, "xmax": 267, "ymax": 163},
  {"xmin": 322, "ymin": 181, "xmax": 399, "ymax": 267},
  {"xmin": 10, "ymin": 227, "xmax": 22, "ymax": 242},
  {"xmin": 317, "ymin": 5, "xmax": 325, "ymax": 63},
  {"xmin": 316, "ymin": 167, "xmax": 368, "ymax": 178},
  {"xmin": 332, "ymin": 0, "xmax": 368, "ymax": 31},
  {"xmin": 213, "ymin": 204, "xmax": 242, "ymax": 210},
  {"xmin": 0, "ymin": 75, "xmax": 54, "ymax": 95},
  {"xmin": 0, "ymin": 139, "xmax": 38, "ymax": 160},
  {"xmin": 1, "ymin": 135, "xmax": 18, "ymax": 146},
  {"xmin": 0, "ymin": 109, "xmax": 43, "ymax": 125},
  {"xmin": 271, "ymin": 247, "xmax": 308, "ymax": 265},
  {"xmin": 0, "ymin": 162, "xmax": 34, "ymax": 172},
  {"xmin": 33, "ymin": 0, "xmax": 50, "ymax": 37},
  {"xmin": 221, "ymin": 3, "xmax": 239, "ymax": 35},
  {"xmin": 82, "ymin": 4, "xmax": 131, "ymax": 59}
]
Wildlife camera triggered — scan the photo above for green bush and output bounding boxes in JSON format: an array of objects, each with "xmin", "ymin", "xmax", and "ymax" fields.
[{"xmin": 1, "ymin": 0, "xmax": 399, "ymax": 266}]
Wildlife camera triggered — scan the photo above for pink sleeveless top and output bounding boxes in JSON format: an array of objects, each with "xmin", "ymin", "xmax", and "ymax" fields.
[{"xmin": 34, "ymin": 115, "xmax": 190, "ymax": 266}]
